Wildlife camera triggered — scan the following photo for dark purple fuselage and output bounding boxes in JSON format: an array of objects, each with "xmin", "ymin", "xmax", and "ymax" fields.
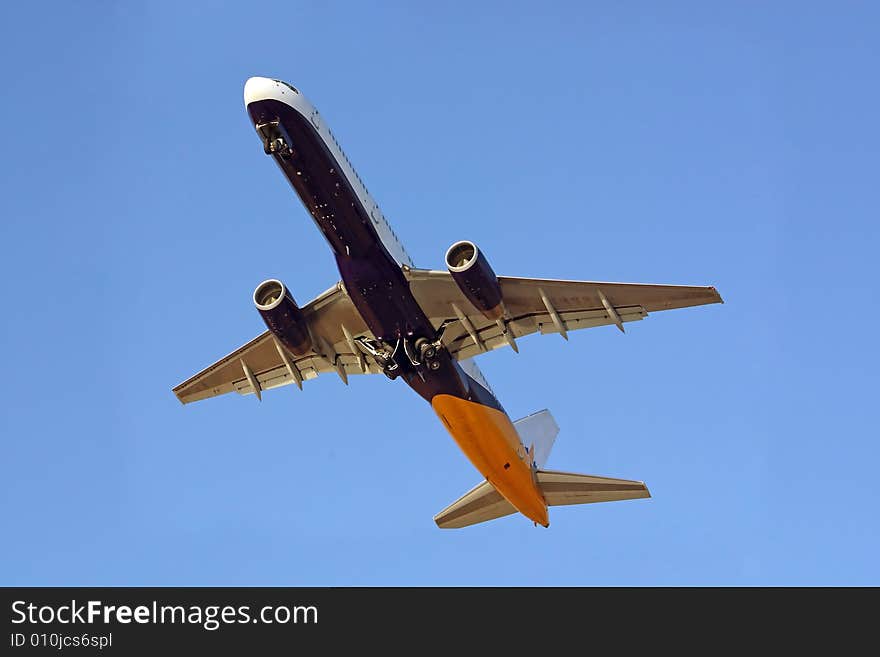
[{"xmin": 246, "ymin": 99, "xmax": 502, "ymax": 411}]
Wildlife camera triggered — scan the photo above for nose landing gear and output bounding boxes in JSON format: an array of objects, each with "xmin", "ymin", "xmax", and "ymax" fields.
[
  {"xmin": 266, "ymin": 137, "xmax": 293, "ymax": 158},
  {"xmin": 255, "ymin": 120, "xmax": 294, "ymax": 159}
]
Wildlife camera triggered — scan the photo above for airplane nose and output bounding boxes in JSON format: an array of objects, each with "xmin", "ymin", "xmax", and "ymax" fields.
[{"xmin": 243, "ymin": 76, "xmax": 275, "ymax": 106}]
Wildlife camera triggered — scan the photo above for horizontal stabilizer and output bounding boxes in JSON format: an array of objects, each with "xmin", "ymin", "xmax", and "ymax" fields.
[
  {"xmin": 536, "ymin": 470, "xmax": 650, "ymax": 506},
  {"xmin": 433, "ymin": 480, "xmax": 517, "ymax": 529},
  {"xmin": 434, "ymin": 470, "xmax": 650, "ymax": 529}
]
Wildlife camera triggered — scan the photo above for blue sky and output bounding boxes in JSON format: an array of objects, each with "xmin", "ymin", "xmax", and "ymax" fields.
[{"xmin": 1, "ymin": 2, "xmax": 877, "ymax": 585}]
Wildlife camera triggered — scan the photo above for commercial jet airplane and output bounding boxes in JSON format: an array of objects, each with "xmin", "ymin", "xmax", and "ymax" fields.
[{"xmin": 173, "ymin": 77, "xmax": 723, "ymax": 528}]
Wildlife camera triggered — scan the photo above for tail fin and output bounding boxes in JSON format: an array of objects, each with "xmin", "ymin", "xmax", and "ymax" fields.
[
  {"xmin": 434, "ymin": 470, "xmax": 650, "ymax": 529},
  {"xmin": 514, "ymin": 409, "xmax": 558, "ymax": 469}
]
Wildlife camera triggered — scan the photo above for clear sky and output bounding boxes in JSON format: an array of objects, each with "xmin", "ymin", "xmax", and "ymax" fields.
[{"xmin": 1, "ymin": 2, "xmax": 877, "ymax": 585}]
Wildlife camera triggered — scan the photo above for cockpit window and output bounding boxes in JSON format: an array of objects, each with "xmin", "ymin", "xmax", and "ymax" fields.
[{"xmin": 272, "ymin": 79, "xmax": 299, "ymax": 94}]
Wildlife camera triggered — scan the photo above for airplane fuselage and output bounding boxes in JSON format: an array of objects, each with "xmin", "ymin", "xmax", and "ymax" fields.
[{"xmin": 244, "ymin": 78, "xmax": 549, "ymax": 526}]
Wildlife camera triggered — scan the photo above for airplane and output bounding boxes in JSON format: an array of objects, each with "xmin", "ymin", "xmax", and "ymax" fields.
[{"xmin": 173, "ymin": 77, "xmax": 723, "ymax": 529}]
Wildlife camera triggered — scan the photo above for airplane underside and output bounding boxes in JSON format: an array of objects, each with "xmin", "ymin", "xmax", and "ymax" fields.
[
  {"xmin": 246, "ymin": 94, "xmax": 551, "ymax": 525},
  {"xmin": 172, "ymin": 78, "xmax": 722, "ymax": 528}
]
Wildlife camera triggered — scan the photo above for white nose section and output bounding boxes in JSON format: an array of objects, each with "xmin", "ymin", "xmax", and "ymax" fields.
[{"xmin": 243, "ymin": 76, "xmax": 277, "ymax": 106}]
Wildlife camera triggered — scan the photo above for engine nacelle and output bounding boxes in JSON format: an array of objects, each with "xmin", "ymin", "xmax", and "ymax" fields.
[
  {"xmin": 445, "ymin": 240, "xmax": 504, "ymax": 320},
  {"xmin": 253, "ymin": 279, "xmax": 312, "ymax": 356}
]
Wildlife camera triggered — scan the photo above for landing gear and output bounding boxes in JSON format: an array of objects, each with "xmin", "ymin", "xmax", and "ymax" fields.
[
  {"xmin": 355, "ymin": 337, "xmax": 401, "ymax": 380},
  {"xmin": 355, "ymin": 335, "xmax": 444, "ymax": 377},
  {"xmin": 415, "ymin": 338, "xmax": 437, "ymax": 361},
  {"xmin": 373, "ymin": 352, "xmax": 400, "ymax": 380},
  {"xmin": 267, "ymin": 137, "xmax": 293, "ymax": 158},
  {"xmin": 406, "ymin": 337, "xmax": 443, "ymax": 371},
  {"xmin": 416, "ymin": 338, "xmax": 442, "ymax": 371},
  {"xmin": 255, "ymin": 120, "xmax": 294, "ymax": 159}
]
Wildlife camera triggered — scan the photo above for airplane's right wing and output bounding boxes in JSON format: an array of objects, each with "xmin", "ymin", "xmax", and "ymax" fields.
[
  {"xmin": 405, "ymin": 268, "xmax": 723, "ymax": 360},
  {"xmin": 173, "ymin": 282, "xmax": 381, "ymax": 404}
]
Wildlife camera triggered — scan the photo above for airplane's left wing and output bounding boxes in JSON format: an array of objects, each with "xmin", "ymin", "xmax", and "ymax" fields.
[
  {"xmin": 173, "ymin": 283, "xmax": 379, "ymax": 404},
  {"xmin": 405, "ymin": 267, "xmax": 723, "ymax": 360}
]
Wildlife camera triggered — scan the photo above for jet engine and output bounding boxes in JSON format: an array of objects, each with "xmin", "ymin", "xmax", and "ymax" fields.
[
  {"xmin": 445, "ymin": 240, "xmax": 504, "ymax": 320},
  {"xmin": 253, "ymin": 279, "xmax": 312, "ymax": 356}
]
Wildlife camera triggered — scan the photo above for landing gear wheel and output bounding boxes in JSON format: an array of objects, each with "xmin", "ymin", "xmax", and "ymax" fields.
[
  {"xmin": 415, "ymin": 338, "xmax": 437, "ymax": 361},
  {"xmin": 268, "ymin": 138, "xmax": 292, "ymax": 158},
  {"xmin": 373, "ymin": 351, "xmax": 399, "ymax": 380}
]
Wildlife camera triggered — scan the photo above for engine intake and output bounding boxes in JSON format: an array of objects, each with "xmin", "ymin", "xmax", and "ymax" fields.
[
  {"xmin": 253, "ymin": 279, "xmax": 312, "ymax": 356},
  {"xmin": 445, "ymin": 240, "xmax": 504, "ymax": 320}
]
